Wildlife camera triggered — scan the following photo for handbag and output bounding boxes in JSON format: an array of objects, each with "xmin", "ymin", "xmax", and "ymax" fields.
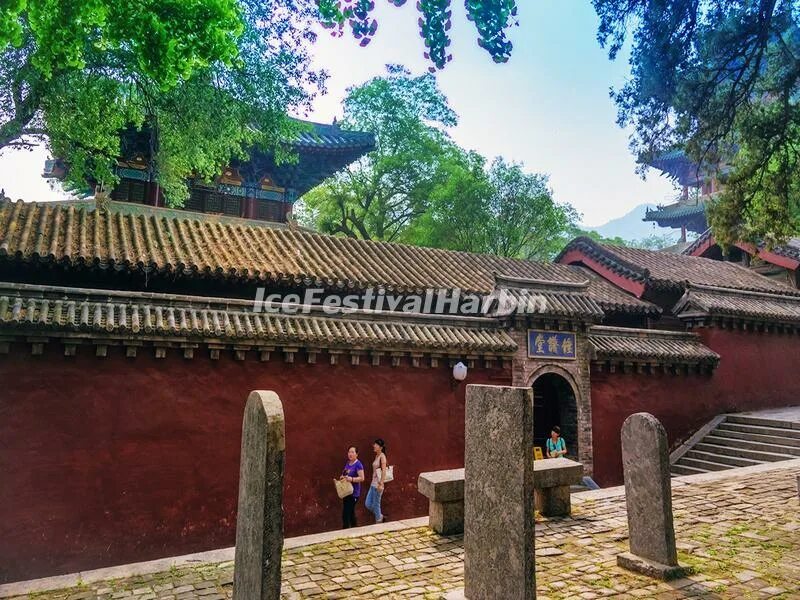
[
  {"xmin": 334, "ymin": 477, "xmax": 354, "ymax": 499},
  {"xmin": 382, "ymin": 465, "xmax": 394, "ymax": 483}
]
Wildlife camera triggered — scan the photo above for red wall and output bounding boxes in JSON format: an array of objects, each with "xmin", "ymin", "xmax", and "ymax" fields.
[
  {"xmin": 0, "ymin": 344, "xmax": 509, "ymax": 583},
  {"xmin": 590, "ymin": 328, "xmax": 800, "ymax": 486}
]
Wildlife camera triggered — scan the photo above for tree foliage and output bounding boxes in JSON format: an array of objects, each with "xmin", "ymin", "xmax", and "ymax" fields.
[
  {"xmin": 322, "ymin": 1, "xmax": 800, "ymax": 246},
  {"xmin": 299, "ymin": 65, "xmax": 457, "ymax": 241},
  {"xmin": 1, "ymin": 0, "xmax": 325, "ymax": 204},
  {"xmin": 300, "ymin": 67, "xmax": 579, "ymax": 259},
  {"xmin": 565, "ymin": 227, "xmax": 628, "ymax": 248},
  {"xmin": 593, "ymin": 0, "xmax": 800, "ymax": 246},
  {"xmin": 405, "ymin": 156, "xmax": 579, "ymax": 260},
  {"xmin": 317, "ymin": 0, "xmax": 518, "ymax": 71}
]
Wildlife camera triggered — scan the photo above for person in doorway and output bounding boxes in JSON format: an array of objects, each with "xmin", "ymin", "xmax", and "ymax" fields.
[
  {"xmin": 364, "ymin": 438, "xmax": 388, "ymax": 524},
  {"xmin": 340, "ymin": 446, "xmax": 365, "ymax": 528},
  {"xmin": 546, "ymin": 426, "xmax": 567, "ymax": 458}
]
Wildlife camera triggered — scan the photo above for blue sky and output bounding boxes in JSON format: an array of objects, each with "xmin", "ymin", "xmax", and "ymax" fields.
[{"xmin": 0, "ymin": 1, "xmax": 677, "ymax": 227}]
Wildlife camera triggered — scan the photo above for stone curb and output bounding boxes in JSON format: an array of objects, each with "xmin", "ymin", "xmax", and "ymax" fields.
[{"xmin": 0, "ymin": 517, "xmax": 429, "ymax": 598}]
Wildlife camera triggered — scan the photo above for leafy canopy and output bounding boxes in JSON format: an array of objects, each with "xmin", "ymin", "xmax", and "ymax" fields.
[
  {"xmin": 300, "ymin": 66, "xmax": 580, "ymax": 259},
  {"xmin": 299, "ymin": 65, "xmax": 457, "ymax": 241},
  {"xmin": 405, "ymin": 155, "xmax": 580, "ymax": 260},
  {"xmin": 1, "ymin": 0, "xmax": 324, "ymax": 205},
  {"xmin": 0, "ymin": 1, "xmax": 241, "ymax": 85},
  {"xmin": 325, "ymin": 0, "xmax": 800, "ymax": 246},
  {"xmin": 593, "ymin": 0, "xmax": 800, "ymax": 246}
]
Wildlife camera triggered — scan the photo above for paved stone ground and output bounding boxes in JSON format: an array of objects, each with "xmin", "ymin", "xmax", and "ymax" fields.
[
  {"xmin": 738, "ymin": 405, "xmax": 800, "ymax": 424},
  {"xmin": 7, "ymin": 463, "xmax": 799, "ymax": 599}
]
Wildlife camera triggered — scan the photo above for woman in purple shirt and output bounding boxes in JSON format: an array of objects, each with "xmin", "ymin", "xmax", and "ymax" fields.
[{"xmin": 340, "ymin": 446, "xmax": 365, "ymax": 528}]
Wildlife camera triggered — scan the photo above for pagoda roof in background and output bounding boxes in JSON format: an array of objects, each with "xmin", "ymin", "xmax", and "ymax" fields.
[
  {"xmin": 643, "ymin": 199, "xmax": 709, "ymax": 234},
  {"xmin": 45, "ymin": 120, "xmax": 376, "ymax": 200},
  {"xmin": 647, "ymin": 148, "xmax": 701, "ymax": 185},
  {"xmin": 293, "ymin": 120, "xmax": 375, "ymax": 151},
  {"xmin": 246, "ymin": 121, "xmax": 374, "ymax": 197}
]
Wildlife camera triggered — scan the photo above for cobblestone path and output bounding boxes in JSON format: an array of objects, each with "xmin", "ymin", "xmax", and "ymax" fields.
[{"xmin": 9, "ymin": 464, "xmax": 799, "ymax": 599}]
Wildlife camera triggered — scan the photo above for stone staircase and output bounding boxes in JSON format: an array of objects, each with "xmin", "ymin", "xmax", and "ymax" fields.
[{"xmin": 671, "ymin": 413, "xmax": 800, "ymax": 477}]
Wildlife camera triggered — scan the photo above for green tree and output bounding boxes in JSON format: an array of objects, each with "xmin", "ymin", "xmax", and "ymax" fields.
[
  {"xmin": 405, "ymin": 156, "xmax": 580, "ymax": 260},
  {"xmin": 323, "ymin": 1, "xmax": 800, "ymax": 246},
  {"xmin": 566, "ymin": 227, "xmax": 628, "ymax": 248},
  {"xmin": 298, "ymin": 65, "xmax": 457, "ymax": 241},
  {"xmin": 627, "ymin": 233, "xmax": 678, "ymax": 251},
  {"xmin": 1, "ymin": 0, "xmax": 324, "ymax": 205},
  {"xmin": 593, "ymin": 0, "xmax": 800, "ymax": 247}
]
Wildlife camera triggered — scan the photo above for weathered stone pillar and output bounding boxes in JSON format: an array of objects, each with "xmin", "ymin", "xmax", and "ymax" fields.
[
  {"xmin": 233, "ymin": 391, "xmax": 286, "ymax": 600},
  {"xmin": 452, "ymin": 384, "xmax": 536, "ymax": 600},
  {"xmin": 617, "ymin": 412, "xmax": 690, "ymax": 580}
]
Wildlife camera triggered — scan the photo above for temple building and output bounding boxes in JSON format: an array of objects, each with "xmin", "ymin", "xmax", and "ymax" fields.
[
  {"xmin": 2, "ymin": 194, "xmax": 800, "ymax": 583},
  {"xmin": 640, "ymin": 149, "xmax": 800, "ymax": 288},
  {"xmin": 642, "ymin": 149, "xmax": 721, "ymax": 243},
  {"xmin": 42, "ymin": 121, "xmax": 375, "ymax": 224}
]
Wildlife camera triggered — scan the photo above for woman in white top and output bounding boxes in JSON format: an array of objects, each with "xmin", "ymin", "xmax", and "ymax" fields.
[{"xmin": 364, "ymin": 438, "xmax": 388, "ymax": 523}]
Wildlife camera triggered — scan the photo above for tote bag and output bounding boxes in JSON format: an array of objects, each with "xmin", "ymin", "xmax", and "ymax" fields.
[{"xmin": 334, "ymin": 478, "xmax": 354, "ymax": 499}]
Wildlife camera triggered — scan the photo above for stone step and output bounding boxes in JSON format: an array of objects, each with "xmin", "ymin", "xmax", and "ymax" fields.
[
  {"xmin": 684, "ymin": 449, "xmax": 760, "ymax": 468},
  {"xmin": 693, "ymin": 442, "xmax": 796, "ymax": 463},
  {"xmin": 710, "ymin": 427, "xmax": 800, "ymax": 448},
  {"xmin": 717, "ymin": 422, "xmax": 800, "ymax": 440},
  {"xmin": 671, "ymin": 464, "xmax": 709, "ymax": 476},
  {"xmin": 725, "ymin": 414, "xmax": 799, "ymax": 430},
  {"xmin": 703, "ymin": 434, "xmax": 800, "ymax": 457},
  {"xmin": 678, "ymin": 456, "xmax": 736, "ymax": 472}
]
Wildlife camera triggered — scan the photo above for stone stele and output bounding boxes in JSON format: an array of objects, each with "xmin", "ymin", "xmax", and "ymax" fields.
[
  {"xmin": 617, "ymin": 412, "xmax": 690, "ymax": 581},
  {"xmin": 232, "ymin": 391, "xmax": 286, "ymax": 600},
  {"xmin": 449, "ymin": 384, "xmax": 535, "ymax": 600}
]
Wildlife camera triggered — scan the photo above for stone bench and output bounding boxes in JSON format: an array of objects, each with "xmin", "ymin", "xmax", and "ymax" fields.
[
  {"xmin": 417, "ymin": 468, "xmax": 465, "ymax": 535},
  {"xmin": 533, "ymin": 457, "xmax": 583, "ymax": 517},
  {"xmin": 418, "ymin": 459, "xmax": 583, "ymax": 534}
]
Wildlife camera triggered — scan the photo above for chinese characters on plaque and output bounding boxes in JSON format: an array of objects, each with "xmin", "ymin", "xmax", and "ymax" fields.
[{"xmin": 527, "ymin": 330, "xmax": 576, "ymax": 360}]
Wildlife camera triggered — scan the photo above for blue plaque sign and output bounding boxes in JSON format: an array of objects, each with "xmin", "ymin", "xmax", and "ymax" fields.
[{"xmin": 527, "ymin": 330, "xmax": 577, "ymax": 360}]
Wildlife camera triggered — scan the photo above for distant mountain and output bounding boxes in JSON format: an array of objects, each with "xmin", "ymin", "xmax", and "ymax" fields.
[{"xmin": 585, "ymin": 203, "xmax": 677, "ymax": 243}]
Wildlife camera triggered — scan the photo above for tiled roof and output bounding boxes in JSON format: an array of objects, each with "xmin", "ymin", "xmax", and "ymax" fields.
[
  {"xmin": 765, "ymin": 238, "xmax": 800, "ymax": 263},
  {"xmin": 575, "ymin": 266, "xmax": 661, "ymax": 315},
  {"xmin": 0, "ymin": 283, "xmax": 517, "ymax": 355},
  {"xmin": 683, "ymin": 228, "xmax": 800, "ymax": 269},
  {"xmin": 674, "ymin": 284, "xmax": 800, "ymax": 326},
  {"xmin": 295, "ymin": 122, "xmax": 376, "ymax": 151},
  {"xmin": 647, "ymin": 149, "xmax": 698, "ymax": 184},
  {"xmin": 23, "ymin": 199, "xmax": 296, "ymax": 228},
  {"xmin": 588, "ymin": 325, "xmax": 720, "ymax": 366},
  {"xmin": 492, "ymin": 286, "xmax": 604, "ymax": 320},
  {"xmin": 0, "ymin": 199, "xmax": 591, "ymax": 295},
  {"xmin": 644, "ymin": 201, "xmax": 706, "ymax": 222},
  {"xmin": 681, "ymin": 228, "xmax": 713, "ymax": 256},
  {"xmin": 559, "ymin": 237, "xmax": 799, "ymax": 295}
]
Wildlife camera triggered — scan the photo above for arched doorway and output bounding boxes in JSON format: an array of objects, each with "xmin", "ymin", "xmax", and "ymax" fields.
[{"xmin": 532, "ymin": 372, "xmax": 578, "ymax": 459}]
